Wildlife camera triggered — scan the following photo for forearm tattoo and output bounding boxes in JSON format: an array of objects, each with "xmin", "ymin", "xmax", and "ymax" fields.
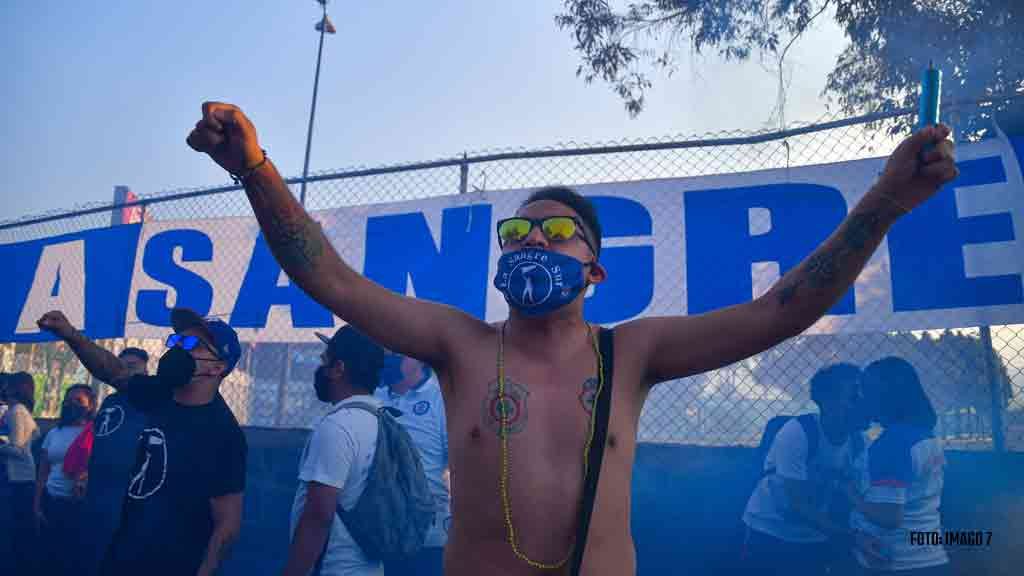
[
  {"xmin": 246, "ymin": 175, "xmax": 326, "ymax": 273},
  {"xmin": 266, "ymin": 213, "xmax": 325, "ymax": 273},
  {"xmin": 777, "ymin": 210, "xmax": 883, "ymax": 307}
]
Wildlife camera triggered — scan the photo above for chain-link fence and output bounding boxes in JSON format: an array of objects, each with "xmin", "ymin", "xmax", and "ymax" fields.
[{"xmin": 2, "ymin": 101, "xmax": 1022, "ymax": 450}]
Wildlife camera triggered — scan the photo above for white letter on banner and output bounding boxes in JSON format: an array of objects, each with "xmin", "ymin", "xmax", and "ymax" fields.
[{"xmin": 16, "ymin": 240, "xmax": 87, "ymax": 334}]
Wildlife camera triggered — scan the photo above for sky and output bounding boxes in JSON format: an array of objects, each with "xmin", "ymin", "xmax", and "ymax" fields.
[{"xmin": 1, "ymin": 0, "xmax": 848, "ymax": 224}]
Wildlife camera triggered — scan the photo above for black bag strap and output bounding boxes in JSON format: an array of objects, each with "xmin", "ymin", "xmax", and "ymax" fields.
[{"xmin": 570, "ymin": 326, "xmax": 615, "ymax": 576}]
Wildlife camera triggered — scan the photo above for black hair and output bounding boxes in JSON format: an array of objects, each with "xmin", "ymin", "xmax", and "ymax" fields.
[
  {"xmin": 58, "ymin": 384, "xmax": 97, "ymax": 428},
  {"xmin": 8, "ymin": 372, "xmax": 35, "ymax": 412},
  {"xmin": 119, "ymin": 347, "xmax": 149, "ymax": 363},
  {"xmin": 325, "ymin": 326, "xmax": 387, "ymax": 393},
  {"xmin": 329, "ymin": 355, "xmax": 380, "ymax": 393},
  {"xmin": 809, "ymin": 363, "xmax": 861, "ymax": 408},
  {"xmin": 521, "ymin": 186, "xmax": 602, "ymax": 257},
  {"xmin": 863, "ymin": 357, "xmax": 938, "ymax": 430}
]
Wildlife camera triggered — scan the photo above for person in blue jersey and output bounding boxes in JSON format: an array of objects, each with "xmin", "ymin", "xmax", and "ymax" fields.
[
  {"xmin": 372, "ymin": 350, "xmax": 450, "ymax": 576},
  {"xmin": 77, "ymin": 346, "xmax": 152, "ymax": 576},
  {"xmin": 848, "ymin": 357, "xmax": 949, "ymax": 575}
]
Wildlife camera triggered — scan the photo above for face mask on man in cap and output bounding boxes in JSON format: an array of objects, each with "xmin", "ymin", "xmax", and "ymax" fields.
[
  {"xmin": 160, "ymin": 309, "xmax": 242, "ymax": 391},
  {"xmin": 313, "ymin": 327, "xmax": 386, "ymax": 404}
]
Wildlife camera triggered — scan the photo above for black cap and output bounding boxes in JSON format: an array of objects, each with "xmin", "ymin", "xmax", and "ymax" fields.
[{"xmin": 315, "ymin": 326, "xmax": 387, "ymax": 390}]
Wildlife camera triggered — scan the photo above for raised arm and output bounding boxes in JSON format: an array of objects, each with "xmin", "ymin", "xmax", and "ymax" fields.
[
  {"xmin": 36, "ymin": 311, "xmax": 133, "ymax": 385},
  {"xmin": 622, "ymin": 126, "xmax": 958, "ymax": 386},
  {"xmin": 186, "ymin": 102, "xmax": 485, "ymax": 369}
]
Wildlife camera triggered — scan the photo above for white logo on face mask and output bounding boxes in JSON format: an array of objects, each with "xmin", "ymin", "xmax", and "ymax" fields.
[
  {"xmin": 127, "ymin": 428, "xmax": 167, "ymax": 500},
  {"xmin": 510, "ymin": 261, "xmax": 556, "ymax": 307},
  {"xmin": 95, "ymin": 405, "xmax": 125, "ymax": 437}
]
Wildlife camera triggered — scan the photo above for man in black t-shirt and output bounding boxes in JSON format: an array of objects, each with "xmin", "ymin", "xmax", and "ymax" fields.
[{"xmin": 38, "ymin": 308, "xmax": 247, "ymax": 576}]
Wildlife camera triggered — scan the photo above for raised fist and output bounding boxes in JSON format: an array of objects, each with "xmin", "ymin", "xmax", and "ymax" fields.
[
  {"xmin": 876, "ymin": 124, "xmax": 958, "ymax": 213},
  {"xmin": 36, "ymin": 310, "xmax": 76, "ymax": 340},
  {"xmin": 186, "ymin": 102, "xmax": 265, "ymax": 176}
]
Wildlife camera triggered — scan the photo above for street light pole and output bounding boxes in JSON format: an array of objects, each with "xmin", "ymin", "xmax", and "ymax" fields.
[{"xmin": 300, "ymin": 0, "xmax": 335, "ymax": 206}]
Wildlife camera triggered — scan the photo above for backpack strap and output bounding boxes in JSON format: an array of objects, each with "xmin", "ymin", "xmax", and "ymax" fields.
[
  {"xmin": 570, "ymin": 326, "xmax": 615, "ymax": 576},
  {"xmin": 331, "ymin": 401, "xmax": 402, "ymax": 419},
  {"xmin": 796, "ymin": 413, "xmax": 820, "ymax": 465},
  {"xmin": 759, "ymin": 413, "xmax": 819, "ymax": 479},
  {"xmin": 313, "ymin": 399, "xmax": 400, "ymax": 570}
]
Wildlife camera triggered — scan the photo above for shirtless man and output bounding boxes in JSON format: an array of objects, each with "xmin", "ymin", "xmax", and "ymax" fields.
[{"xmin": 186, "ymin": 102, "xmax": 957, "ymax": 575}]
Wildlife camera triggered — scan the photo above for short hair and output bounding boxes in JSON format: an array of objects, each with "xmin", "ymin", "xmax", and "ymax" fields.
[
  {"xmin": 323, "ymin": 326, "xmax": 387, "ymax": 393},
  {"xmin": 809, "ymin": 363, "xmax": 861, "ymax": 407},
  {"xmin": 521, "ymin": 186, "xmax": 602, "ymax": 257},
  {"xmin": 59, "ymin": 384, "xmax": 98, "ymax": 428},
  {"xmin": 863, "ymin": 357, "xmax": 937, "ymax": 430},
  {"xmin": 119, "ymin": 347, "xmax": 149, "ymax": 363},
  {"xmin": 8, "ymin": 372, "xmax": 35, "ymax": 411}
]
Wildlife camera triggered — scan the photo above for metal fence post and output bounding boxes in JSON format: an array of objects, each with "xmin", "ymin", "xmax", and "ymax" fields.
[
  {"xmin": 979, "ymin": 326, "xmax": 1007, "ymax": 451},
  {"xmin": 276, "ymin": 344, "xmax": 293, "ymax": 427},
  {"xmin": 459, "ymin": 153, "xmax": 469, "ymax": 195}
]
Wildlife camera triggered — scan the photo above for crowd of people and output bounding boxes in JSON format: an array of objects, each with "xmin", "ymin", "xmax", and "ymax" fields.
[
  {"xmin": 1, "ymin": 330, "xmax": 951, "ymax": 576},
  {"xmin": 0, "ymin": 311, "xmax": 452, "ymax": 576},
  {"xmin": 0, "ymin": 101, "xmax": 957, "ymax": 576}
]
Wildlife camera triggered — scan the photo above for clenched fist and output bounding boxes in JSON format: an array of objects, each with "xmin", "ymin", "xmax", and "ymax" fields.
[
  {"xmin": 186, "ymin": 102, "xmax": 265, "ymax": 176},
  {"xmin": 875, "ymin": 124, "xmax": 958, "ymax": 213},
  {"xmin": 37, "ymin": 310, "xmax": 76, "ymax": 340}
]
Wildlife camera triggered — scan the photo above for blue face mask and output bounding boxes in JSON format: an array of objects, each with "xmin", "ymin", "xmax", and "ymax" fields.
[{"xmin": 493, "ymin": 248, "xmax": 590, "ymax": 316}]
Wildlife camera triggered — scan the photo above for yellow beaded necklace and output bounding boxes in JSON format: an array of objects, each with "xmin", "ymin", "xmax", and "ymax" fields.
[{"xmin": 496, "ymin": 321, "xmax": 605, "ymax": 570}]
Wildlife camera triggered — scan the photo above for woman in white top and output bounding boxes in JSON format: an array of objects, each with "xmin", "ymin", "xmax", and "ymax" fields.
[
  {"xmin": 0, "ymin": 372, "xmax": 41, "ymax": 576},
  {"xmin": 36, "ymin": 383, "xmax": 97, "ymax": 576},
  {"xmin": 848, "ymin": 357, "xmax": 950, "ymax": 576}
]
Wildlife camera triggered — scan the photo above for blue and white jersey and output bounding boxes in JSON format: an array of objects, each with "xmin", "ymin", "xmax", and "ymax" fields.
[
  {"xmin": 850, "ymin": 423, "xmax": 948, "ymax": 570},
  {"xmin": 375, "ymin": 373, "xmax": 451, "ymax": 548}
]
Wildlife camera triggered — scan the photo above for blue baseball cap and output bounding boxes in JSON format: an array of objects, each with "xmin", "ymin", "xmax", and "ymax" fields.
[{"xmin": 171, "ymin": 308, "xmax": 242, "ymax": 376}]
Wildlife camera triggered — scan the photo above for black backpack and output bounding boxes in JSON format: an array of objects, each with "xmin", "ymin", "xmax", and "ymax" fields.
[{"xmin": 755, "ymin": 413, "xmax": 820, "ymax": 478}]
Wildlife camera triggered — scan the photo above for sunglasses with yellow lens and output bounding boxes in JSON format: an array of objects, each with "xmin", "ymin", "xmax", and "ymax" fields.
[{"xmin": 496, "ymin": 216, "xmax": 596, "ymax": 255}]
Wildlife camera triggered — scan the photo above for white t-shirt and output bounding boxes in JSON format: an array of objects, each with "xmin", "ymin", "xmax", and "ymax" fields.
[
  {"xmin": 743, "ymin": 415, "xmax": 859, "ymax": 543},
  {"xmin": 374, "ymin": 373, "xmax": 451, "ymax": 548},
  {"xmin": 42, "ymin": 424, "xmax": 86, "ymax": 499},
  {"xmin": 0, "ymin": 403, "xmax": 39, "ymax": 482},
  {"xmin": 850, "ymin": 424, "xmax": 948, "ymax": 570},
  {"xmin": 290, "ymin": 395, "xmax": 383, "ymax": 576}
]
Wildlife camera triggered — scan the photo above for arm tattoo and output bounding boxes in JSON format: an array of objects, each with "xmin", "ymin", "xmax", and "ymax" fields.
[
  {"xmin": 483, "ymin": 379, "xmax": 529, "ymax": 436},
  {"xmin": 777, "ymin": 210, "xmax": 883, "ymax": 307},
  {"xmin": 266, "ymin": 213, "xmax": 325, "ymax": 273},
  {"xmin": 246, "ymin": 176, "xmax": 326, "ymax": 273}
]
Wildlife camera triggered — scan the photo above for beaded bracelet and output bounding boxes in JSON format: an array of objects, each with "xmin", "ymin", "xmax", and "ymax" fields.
[{"xmin": 230, "ymin": 149, "xmax": 269, "ymax": 185}]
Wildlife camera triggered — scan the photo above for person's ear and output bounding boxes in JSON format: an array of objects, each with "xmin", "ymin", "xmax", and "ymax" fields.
[
  {"xmin": 586, "ymin": 260, "xmax": 607, "ymax": 286},
  {"xmin": 330, "ymin": 360, "xmax": 346, "ymax": 380}
]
